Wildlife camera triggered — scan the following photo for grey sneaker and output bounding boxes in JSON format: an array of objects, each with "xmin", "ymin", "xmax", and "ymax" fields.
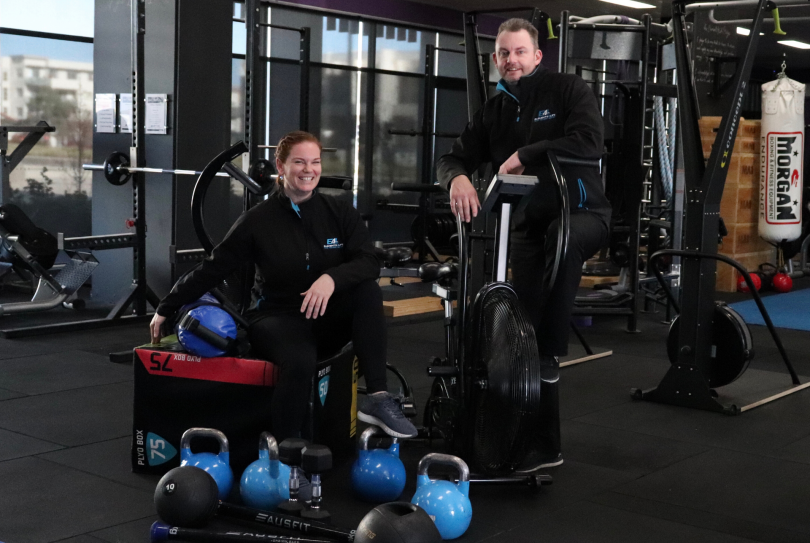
[{"xmin": 358, "ymin": 392, "xmax": 418, "ymax": 438}]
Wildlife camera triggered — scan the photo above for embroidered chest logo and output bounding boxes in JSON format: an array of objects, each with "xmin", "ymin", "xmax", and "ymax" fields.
[
  {"xmin": 324, "ymin": 238, "xmax": 343, "ymax": 249},
  {"xmin": 534, "ymin": 109, "xmax": 556, "ymax": 122}
]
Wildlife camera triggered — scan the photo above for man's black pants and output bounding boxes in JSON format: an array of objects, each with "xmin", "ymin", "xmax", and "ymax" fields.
[
  {"xmin": 510, "ymin": 211, "xmax": 608, "ymax": 456},
  {"xmin": 247, "ymin": 278, "xmax": 388, "ymax": 442}
]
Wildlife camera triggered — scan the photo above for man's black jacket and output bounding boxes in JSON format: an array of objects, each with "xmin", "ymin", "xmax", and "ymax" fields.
[
  {"xmin": 436, "ymin": 64, "xmax": 611, "ymax": 227},
  {"xmin": 156, "ymin": 189, "xmax": 379, "ymax": 317}
]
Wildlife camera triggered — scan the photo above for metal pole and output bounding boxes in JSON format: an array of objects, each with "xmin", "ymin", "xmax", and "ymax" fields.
[
  {"xmin": 363, "ymin": 23, "xmax": 377, "ymax": 215},
  {"xmin": 131, "ymin": 0, "xmax": 147, "ymax": 316},
  {"xmin": 300, "ymin": 27, "xmax": 311, "ymax": 132}
]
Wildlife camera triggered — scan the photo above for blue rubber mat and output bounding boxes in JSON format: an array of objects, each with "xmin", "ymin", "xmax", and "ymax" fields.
[{"xmin": 729, "ymin": 288, "xmax": 810, "ymax": 331}]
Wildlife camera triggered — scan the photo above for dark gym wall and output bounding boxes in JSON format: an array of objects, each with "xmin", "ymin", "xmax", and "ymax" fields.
[{"xmin": 93, "ymin": 0, "xmax": 232, "ymax": 305}]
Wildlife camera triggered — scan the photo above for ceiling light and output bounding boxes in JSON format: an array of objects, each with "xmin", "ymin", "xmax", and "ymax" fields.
[
  {"xmin": 737, "ymin": 27, "xmax": 750, "ymax": 36},
  {"xmin": 600, "ymin": 0, "xmax": 655, "ymax": 8},
  {"xmin": 778, "ymin": 40, "xmax": 810, "ymax": 49}
]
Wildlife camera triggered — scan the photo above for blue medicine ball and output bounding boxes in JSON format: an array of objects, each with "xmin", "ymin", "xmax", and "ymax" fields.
[{"xmin": 176, "ymin": 294, "xmax": 237, "ymax": 358}]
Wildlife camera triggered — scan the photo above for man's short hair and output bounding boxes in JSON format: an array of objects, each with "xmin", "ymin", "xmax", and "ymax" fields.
[{"xmin": 497, "ymin": 18, "xmax": 539, "ymax": 50}]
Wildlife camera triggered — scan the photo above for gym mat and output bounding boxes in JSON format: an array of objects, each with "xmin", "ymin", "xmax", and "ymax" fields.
[
  {"xmin": 0, "ymin": 350, "xmax": 130, "ymax": 395},
  {"xmin": 38, "ymin": 437, "xmax": 158, "ymax": 493},
  {"xmin": 0, "ymin": 456, "xmax": 154, "ymax": 543},
  {"xmin": 590, "ymin": 491, "xmax": 809, "ymax": 543},
  {"xmin": 0, "ymin": 382, "xmax": 132, "ymax": 446},
  {"xmin": 0, "ymin": 428, "xmax": 63, "ymax": 462},
  {"xmin": 613, "ymin": 447, "xmax": 810, "ymax": 537},
  {"xmin": 563, "ymin": 420, "xmax": 710, "ymax": 477},
  {"xmin": 496, "ymin": 500, "xmax": 758, "ymax": 543},
  {"xmin": 575, "ymin": 385, "xmax": 810, "ymax": 455},
  {"xmin": 729, "ymin": 288, "xmax": 810, "ymax": 331}
]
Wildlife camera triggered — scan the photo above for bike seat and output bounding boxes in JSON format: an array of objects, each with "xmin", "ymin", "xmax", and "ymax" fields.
[
  {"xmin": 375, "ymin": 246, "xmax": 413, "ymax": 268},
  {"xmin": 418, "ymin": 262, "xmax": 456, "ymax": 283}
]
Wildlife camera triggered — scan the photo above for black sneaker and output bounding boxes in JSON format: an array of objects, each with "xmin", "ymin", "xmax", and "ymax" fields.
[
  {"xmin": 358, "ymin": 392, "xmax": 418, "ymax": 438},
  {"xmin": 514, "ymin": 452, "xmax": 563, "ymax": 474}
]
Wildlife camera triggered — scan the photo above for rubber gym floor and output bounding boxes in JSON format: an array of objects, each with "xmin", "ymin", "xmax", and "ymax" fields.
[{"xmin": 2, "ymin": 279, "xmax": 810, "ymax": 543}]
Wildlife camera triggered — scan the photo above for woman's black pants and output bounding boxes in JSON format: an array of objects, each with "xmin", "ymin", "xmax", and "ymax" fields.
[{"xmin": 247, "ymin": 278, "xmax": 388, "ymax": 442}]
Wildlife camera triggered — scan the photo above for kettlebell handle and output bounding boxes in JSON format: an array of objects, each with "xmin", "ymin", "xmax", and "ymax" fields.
[
  {"xmin": 259, "ymin": 431, "xmax": 279, "ymax": 462},
  {"xmin": 358, "ymin": 425, "xmax": 398, "ymax": 451},
  {"xmin": 417, "ymin": 452, "xmax": 469, "ymax": 482},
  {"xmin": 180, "ymin": 427, "xmax": 230, "ymax": 453}
]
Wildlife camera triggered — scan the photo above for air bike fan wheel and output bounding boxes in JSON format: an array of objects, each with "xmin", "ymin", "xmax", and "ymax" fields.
[{"xmin": 466, "ymin": 283, "xmax": 542, "ymax": 474}]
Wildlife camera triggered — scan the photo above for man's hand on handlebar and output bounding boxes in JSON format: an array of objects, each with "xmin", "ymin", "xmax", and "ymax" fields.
[
  {"xmin": 498, "ymin": 151, "xmax": 525, "ymax": 175},
  {"xmin": 150, "ymin": 313, "xmax": 166, "ymax": 345},
  {"xmin": 448, "ymin": 175, "xmax": 481, "ymax": 223}
]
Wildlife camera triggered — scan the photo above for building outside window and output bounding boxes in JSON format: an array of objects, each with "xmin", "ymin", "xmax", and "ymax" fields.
[{"xmin": 0, "ymin": 0, "xmax": 94, "ymax": 237}]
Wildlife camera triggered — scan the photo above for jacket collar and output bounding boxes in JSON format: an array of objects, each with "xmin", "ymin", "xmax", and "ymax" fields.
[{"xmin": 496, "ymin": 63, "xmax": 548, "ymax": 104}]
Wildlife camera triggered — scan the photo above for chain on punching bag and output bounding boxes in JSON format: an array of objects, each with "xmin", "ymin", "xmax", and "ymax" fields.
[{"xmin": 759, "ymin": 67, "xmax": 804, "ymax": 244}]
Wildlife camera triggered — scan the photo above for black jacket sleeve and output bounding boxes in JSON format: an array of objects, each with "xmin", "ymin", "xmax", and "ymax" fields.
[
  {"xmin": 517, "ymin": 76, "xmax": 603, "ymax": 165},
  {"xmin": 436, "ymin": 106, "xmax": 491, "ymax": 191},
  {"xmin": 156, "ymin": 213, "xmax": 254, "ymax": 317},
  {"xmin": 323, "ymin": 202, "xmax": 380, "ymax": 293}
]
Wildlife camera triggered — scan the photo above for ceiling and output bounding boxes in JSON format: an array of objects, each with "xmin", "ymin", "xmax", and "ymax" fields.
[{"xmin": 410, "ymin": 0, "xmax": 668, "ymax": 21}]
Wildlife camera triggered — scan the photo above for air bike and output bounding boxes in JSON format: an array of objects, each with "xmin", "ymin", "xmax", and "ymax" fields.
[{"xmin": 413, "ymin": 150, "xmax": 588, "ymax": 482}]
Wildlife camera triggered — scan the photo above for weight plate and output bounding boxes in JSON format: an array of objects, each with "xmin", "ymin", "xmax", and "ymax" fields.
[
  {"xmin": 103, "ymin": 151, "xmax": 132, "ymax": 186},
  {"xmin": 666, "ymin": 302, "xmax": 753, "ymax": 388}
]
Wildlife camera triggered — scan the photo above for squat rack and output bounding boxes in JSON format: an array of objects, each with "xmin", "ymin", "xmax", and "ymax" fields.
[{"xmin": 0, "ymin": 0, "xmax": 159, "ymax": 338}]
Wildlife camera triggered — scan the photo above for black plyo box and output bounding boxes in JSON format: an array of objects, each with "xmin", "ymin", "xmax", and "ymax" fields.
[{"xmin": 131, "ymin": 344, "xmax": 357, "ymax": 476}]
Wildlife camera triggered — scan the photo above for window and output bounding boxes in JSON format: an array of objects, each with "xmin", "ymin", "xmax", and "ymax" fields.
[
  {"xmin": 0, "ymin": 30, "xmax": 94, "ymax": 237},
  {"xmin": 67, "ymin": 70, "xmax": 77, "ymax": 80}
]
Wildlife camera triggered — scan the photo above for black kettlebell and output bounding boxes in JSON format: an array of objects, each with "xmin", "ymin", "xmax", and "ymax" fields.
[
  {"xmin": 154, "ymin": 465, "xmax": 219, "ymax": 528},
  {"xmin": 355, "ymin": 502, "xmax": 442, "ymax": 543}
]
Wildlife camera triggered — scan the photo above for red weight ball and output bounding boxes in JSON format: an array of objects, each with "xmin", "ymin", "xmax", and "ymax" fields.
[
  {"xmin": 737, "ymin": 273, "xmax": 762, "ymax": 293},
  {"xmin": 772, "ymin": 273, "xmax": 793, "ymax": 293}
]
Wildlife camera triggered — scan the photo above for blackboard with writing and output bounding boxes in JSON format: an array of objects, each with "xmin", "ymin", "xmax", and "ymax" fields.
[{"xmin": 692, "ymin": 12, "xmax": 740, "ymax": 116}]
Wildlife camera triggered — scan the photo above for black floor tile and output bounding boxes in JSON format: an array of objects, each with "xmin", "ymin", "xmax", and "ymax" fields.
[
  {"xmin": 486, "ymin": 500, "xmax": 760, "ymax": 543},
  {"xmin": 773, "ymin": 434, "xmax": 810, "ymax": 465},
  {"xmin": 0, "ymin": 350, "xmax": 130, "ymax": 395},
  {"xmin": 574, "ymin": 391, "xmax": 810, "ymax": 455},
  {"xmin": 88, "ymin": 517, "xmax": 157, "ymax": 543},
  {"xmin": 613, "ymin": 448, "xmax": 810, "ymax": 535},
  {"xmin": 0, "ymin": 457, "xmax": 154, "ymax": 543},
  {"xmin": 52, "ymin": 536, "xmax": 106, "ymax": 543},
  {"xmin": 0, "ymin": 382, "xmax": 132, "ymax": 447},
  {"xmin": 0, "ymin": 386, "xmax": 25, "ymax": 401},
  {"xmin": 38, "ymin": 437, "xmax": 159, "ymax": 493},
  {"xmin": 0, "ymin": 428, "xmax": 63, "ymax": 462},
  {"xmin": 563, "ymin": 420, "xmax": 710, "ymax": 476},
  {"xmin": 589, "ymin": 491, "xmax": 810, "ymax": 543}
]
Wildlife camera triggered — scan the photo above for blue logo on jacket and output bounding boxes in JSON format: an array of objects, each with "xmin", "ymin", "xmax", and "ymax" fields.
[
  {"xmin": 534, "ymin": 109, "xmax": 556, "ymax": 122},
  {"xmin": 324, "ymin": 238, "xmax": 343, "ymax": 249}
]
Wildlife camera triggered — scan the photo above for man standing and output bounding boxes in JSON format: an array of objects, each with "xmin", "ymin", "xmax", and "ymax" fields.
[{"xmin": 436, "ymin": 18, "xmax": 611, "ymax": 472}]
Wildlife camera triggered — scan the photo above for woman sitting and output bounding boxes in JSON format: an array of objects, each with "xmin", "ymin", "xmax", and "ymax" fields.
[{"xmin": 149, "ymin": 130, "xmax": 417, "ymax": 441}]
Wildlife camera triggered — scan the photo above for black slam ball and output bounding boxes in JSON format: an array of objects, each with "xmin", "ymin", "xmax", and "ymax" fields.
[
  {"xmin": 154, "ymin": 466, "xmax": 219, "ymax": 527},
  {"xmin": 355, "ymin": 502, "xmax": 442, "ymax": 543}
]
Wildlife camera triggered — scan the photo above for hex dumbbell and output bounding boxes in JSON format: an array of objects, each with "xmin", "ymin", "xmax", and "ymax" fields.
[{"xmin": 301, "ymin": 444, "xmax": 332, "ymax": 523}]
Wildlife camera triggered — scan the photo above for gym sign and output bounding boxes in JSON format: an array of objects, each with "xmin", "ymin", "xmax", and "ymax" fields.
[{"xmin": 763, "ymin": 133, "xmax": 803, "ymax": 224}]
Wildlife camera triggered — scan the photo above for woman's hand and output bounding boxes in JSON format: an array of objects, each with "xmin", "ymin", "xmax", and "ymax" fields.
[
  {"xmin": 150, "ymin": 313, "xmax": 167, "ymax": 344},
  {"xmin": 301, "ymin": 274, "xmax": 335, "ymax": 319}
]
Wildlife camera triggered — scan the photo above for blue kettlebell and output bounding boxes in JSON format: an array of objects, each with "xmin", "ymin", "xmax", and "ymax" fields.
[
  {"xmin": 179, "ymin": 428, "xmax": 234, "ymax": 501},
  {"xmin": 240, "ymin": 432, "xmax": 291, "ymax": 510},
  {"xmin": 411, "ymin": 453, "xmax": 471, "ymax": 540},
  {"xmin": 351, "ymin": 426, "xmax": 407, "ymax": 503}
]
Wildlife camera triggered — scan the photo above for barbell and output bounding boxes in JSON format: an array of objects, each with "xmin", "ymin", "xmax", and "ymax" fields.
[{"xmin": 83, "ymin": 151, "xmax": 277, "ymax": 193}]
